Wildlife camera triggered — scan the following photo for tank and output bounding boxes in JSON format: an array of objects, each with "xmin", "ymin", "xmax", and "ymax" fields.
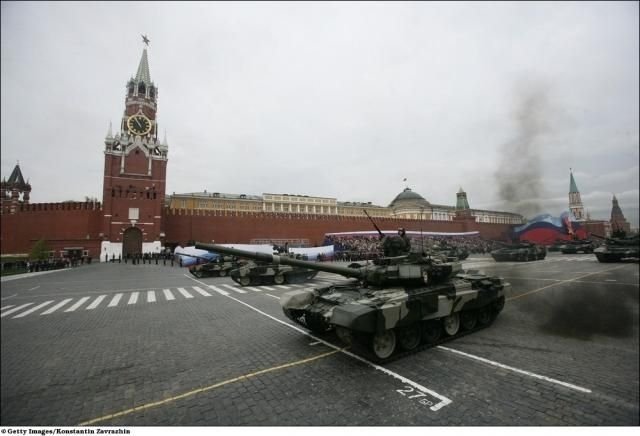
[
  {"xmin": 436, "ymin": 246, "xmax": 470, "ymax": 261},
  {"xmin": 592, "ymin": 234, "xmax": 639, "ymax": 263},
  {"xmin": 195, "ymin": 238, "xmax": 510, "ymax": 362},
  {"xmin": 559, "ymin": 239, "xmax": 595, "ymax": 254},
  {"xmin": 490, "ymin": 241, "xmax": 546, "ymax": 262},
  {"xmin": 547, "ymin": 240, "xmax": 565, "ymax": 252},
  {"xmin": 229, "ymin": 256, "xmax": 318, "ymax": 286},
  {"xmin": 189, "ymin": 255, "xmax": 239, "ymax": 278}
]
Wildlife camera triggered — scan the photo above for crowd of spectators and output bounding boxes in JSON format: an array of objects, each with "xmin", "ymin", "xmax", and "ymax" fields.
[{"xmin": 323, "ymin": 234, "xmax": 500, "ymax": 261}]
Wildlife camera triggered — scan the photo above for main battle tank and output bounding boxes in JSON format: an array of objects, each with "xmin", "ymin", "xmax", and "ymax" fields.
[
  {"xmin": 547, "ymin": 240, "xmax": 565, "ymax": 252},
  {"xmin": 189, "ymin": 255, "xmax": 239, "ymax": 278},
  {"xmin": 490, "ymin": 241, "xmax": 546, "ymax": 262},
  {"xmin": 435, "ymin": 245, "xmax": 470, "ymax": 261},
  {"xmin": 196, "ymin": 238, "xmax": 510, "ymax": 362},
  {"xmin": 592, "ymin": 234, "xmax": 639, "ymax": 263},
  {"xmin": 229, "ymin": 256, "xmax": 318, "ymax": 286},
  {"xmin": 559, "ymin": 239, "xmax": 595, "ymax": 254}
]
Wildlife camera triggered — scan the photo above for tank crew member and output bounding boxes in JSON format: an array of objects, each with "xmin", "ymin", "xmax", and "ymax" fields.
[{"xmin": 398, "ymin": 228, "xmax": 411, "ymax": 252}]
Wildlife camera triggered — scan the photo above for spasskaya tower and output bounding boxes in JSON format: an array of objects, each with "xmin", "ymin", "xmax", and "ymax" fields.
[{"xmin": 101, "ymin": 36, "xmax": 168, "ymax": 259}]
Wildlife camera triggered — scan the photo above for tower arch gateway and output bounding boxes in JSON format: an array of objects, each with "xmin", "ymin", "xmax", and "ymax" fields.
[
  {"xmin": 100, "ymin": 38, "xmax": 168, "ymax": 260},
  {"xmin": 122, "ymin": 227, "xmax": 143, "ymax": 257}
]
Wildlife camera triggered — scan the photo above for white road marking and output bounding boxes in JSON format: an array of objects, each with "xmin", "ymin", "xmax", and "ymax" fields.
[
  {"xmin": 191, "ymin": 286, "xmax": 212, "ymax": 297},
  {"xmin": 221, "ymin": 284, "xmax": 247, "ymax": 294},
  {"xmin": 28, "ymin": 286, "xmax": 40, "ymax": 291},
  {"xmin": 108, "ymin": 293, "xmax": 123, "ymax": 307},
  {"xmin": 208, "ymin": 285, "xmax": 230, "ymax": 296},
  {"xmin": 260, "ymin": 286, "xmax": 276, "ymax": 291},
  {"xmin": 1, "ymin": 294, "xmax": 18, "ymax": 301},
  {"xmin": 65, "ymin": 297, "xmax": 91, "ymax": 312},
  {"xmin": 245, "ymin": 287, "xmax": 262, "ymax": 292},
  {"xmin": 438, "ymin": 346, "xmax": 591, "ymax": 393},
  {"xmin": 177, "ymin": 288, "xmax": 193, "ymax": 299},
  {"xmin": 13, "ymin": 300, "xmax": 54, "ymax": 318},
  {"xmin": 1, "ymin": 303, "xmax": 34, "ymax": 318},
  {"xmin": 41, "ymin": 298, "xmax": 73, "ymax": 315},
  {"xmin": 273, "ymin": 285, "xmax": 291, "ymax": 290},
  {"xmin": 265, "ymin": 294, "xmax": 280, "ymax": 300},
  {"xmin": 128, "ymin": 292, "xmax": 139, "ymax": 305},
  {"xmin": 605, "ymin": 279, "xmax": 617, "ymax": 282},
  {"xmin": 163, "ymin": 289, "xmax": 175, "ymax": 301},
  {"xmin": 186, "ymin": 275, "xmax": 452, "ymax": 412},
  {"xmin": 86, "ymin": 295, "xmax": 107, "ymax": 310},
  {"xmin": 147, "ymin": 291, "xmax": 156, "ymax": 303},
  {"xmin": 1, "ymin": 305, "xmax": 16, "ymax": 311}
]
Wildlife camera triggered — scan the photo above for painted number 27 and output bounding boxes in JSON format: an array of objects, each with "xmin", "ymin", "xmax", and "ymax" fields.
[{"xmin": 396, "ymin": 385, "xmax": 433, "ymax": 406}]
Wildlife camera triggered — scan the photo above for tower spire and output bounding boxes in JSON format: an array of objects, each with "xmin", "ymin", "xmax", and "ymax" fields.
[
  {"xmin": 135, "ymin": 48, "xmax": 152, "ymax": 85},
  {"xmin": 569, "ymin": 169, "xmax": 579, "ymax": 193},
  {"xmin": 568, "ymin": 169, "xmax": 585, "ymax": 221},
  {"xmin": 106, "ymin": 121, "xmax": 113, "ymax": 139}
]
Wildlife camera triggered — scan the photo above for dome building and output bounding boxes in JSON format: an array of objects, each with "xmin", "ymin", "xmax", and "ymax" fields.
[
  {"xmin": 387, "ymin": 186, "xmax": 522, "ymax": 224},
  {"xmin": 388, "ymin": 188, "xmax": 432, "ymax": 220}
]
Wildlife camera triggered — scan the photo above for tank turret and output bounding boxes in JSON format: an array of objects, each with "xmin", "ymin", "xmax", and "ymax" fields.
[
  {"xmin": 195, "ymin": 240, "xmax": 461, "ymax": 288},
  {"xmin": 195, "ymin": 240, "xmax": 510, "ymax": 362},
  {"xmin": 491, "ymin": 241, "xmax": 546, "ymax": 262},
  {"xmin": 558, "ymin": 239, "xmax": 595, "ymax": 254}
]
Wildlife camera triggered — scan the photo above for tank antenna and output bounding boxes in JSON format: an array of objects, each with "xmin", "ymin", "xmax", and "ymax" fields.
[{"xmin": 420, "ymin": 207, "xmax": 425, "ymax": 255}]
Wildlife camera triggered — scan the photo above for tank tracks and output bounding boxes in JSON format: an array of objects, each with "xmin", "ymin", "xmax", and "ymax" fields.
[{"xmin": 301, "ymin": 304, "xmax": 503, "ymax": 365}]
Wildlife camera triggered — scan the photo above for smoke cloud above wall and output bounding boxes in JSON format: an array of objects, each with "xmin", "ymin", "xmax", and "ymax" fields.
[{"xmin": 495, "ymin": 80, "xmax": 552, "ymax": 219}]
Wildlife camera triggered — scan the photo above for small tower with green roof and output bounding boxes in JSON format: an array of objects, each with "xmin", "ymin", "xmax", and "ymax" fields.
[{"xmin": 456, "ymin": 187, "xmax": 470, "ymax": 210}]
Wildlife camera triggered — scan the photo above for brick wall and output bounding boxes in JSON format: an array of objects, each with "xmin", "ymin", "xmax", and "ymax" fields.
[
  {"xmin": 163, "ymin": 209, "xmax": 514, "ymax": 246},
  {"xmin": 0, "ymin": 202, "xmax": 103, "ymax": 256}
]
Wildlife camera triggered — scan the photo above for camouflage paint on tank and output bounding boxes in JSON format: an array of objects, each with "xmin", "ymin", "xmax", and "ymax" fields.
[{"xmin": 195, "ymin": 240, "xmax": 509, "ymax": 361}]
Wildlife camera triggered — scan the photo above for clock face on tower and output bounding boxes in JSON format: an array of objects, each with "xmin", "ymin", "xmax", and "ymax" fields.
[{"xmin": 127, "ymin": 114, "xmax": 152, "ymax": 135}]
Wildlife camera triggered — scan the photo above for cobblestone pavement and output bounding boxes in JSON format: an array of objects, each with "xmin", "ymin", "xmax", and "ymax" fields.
[{"xmin": 1, "ymin": 253, "xmax": 638, "ymax": 425}]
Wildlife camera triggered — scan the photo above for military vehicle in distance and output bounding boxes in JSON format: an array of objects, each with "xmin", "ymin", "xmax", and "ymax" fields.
[
  {"xmin": 189, "ymin": 255, "xmax": 239, "ymax": 278},
  {"xmin": 490, "ymin": 241, "xmax": 546, "ymax": 262},
  {"xmin": 195, "ymin": 238, "xmax": 510, "ymax": 362},
  {"xmin": 436, "ymin": 246, "xmax": 470, "ymax": 261},
  {"xmin": 229, "ymin": 255, "xmax": 318, "ymax": 286},
  {"xmin": 559, "ymin": 239, "xmax": 595, "ymax": 254},
  {"xmin": 592, "ymin": 234, "xmax": 639, "ymax": 263},
  {"xmin": 547, "ymin": 240, "xmax": 565, "ymax": 252}
]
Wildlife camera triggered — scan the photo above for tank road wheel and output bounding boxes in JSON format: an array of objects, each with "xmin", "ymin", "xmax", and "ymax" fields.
[
  {"xmin": 336, "ymin": 326, "xmax": 353, "ymax": 345},
  {"xmin": 477, "ymin": 307, "xmax": 495, "ymax": 326},
  {"xmin": 461, "ymin": 311, "xmax": 478, "ymax": 331},
  {"xmin": 239, "ymin": 276, "xmax": 251, "ymax": 286},
  {"xmin": 371, "ymin": 330, "xmax": 397, "ymax": 360},
  {"xmin": 274, "ymin": 274, "xmax": 286, "ymax": 285},
  {"xmin": 443, "ymin": 313, "xmax": 461, "ymax": 336},
  {"xmin": 398, "ymin": 325, "xmax": 421, "ymax": 351},
  {"xmin": 218, "ymin": 269, "xmax": 227, "ymax": 277},
  {"xmin": 422, "ymin": 320, "xmax": 442, "ymax": 345}
]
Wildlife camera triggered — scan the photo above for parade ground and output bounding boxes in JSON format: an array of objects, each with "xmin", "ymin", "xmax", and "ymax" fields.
[{"xmin": 1, "ymin": 253, "xmax": 638, "ymax": 426}]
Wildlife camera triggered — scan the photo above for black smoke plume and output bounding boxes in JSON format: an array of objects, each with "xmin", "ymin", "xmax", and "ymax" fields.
[{"xmin": 495, "ymin": 80, "xmax": 550, "ymax": 219}]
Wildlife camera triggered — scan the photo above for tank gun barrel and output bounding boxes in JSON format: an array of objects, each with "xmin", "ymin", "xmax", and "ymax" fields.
[{"xmin": 194, "ymin": 242, "xmax": 366, "ymax": 280}]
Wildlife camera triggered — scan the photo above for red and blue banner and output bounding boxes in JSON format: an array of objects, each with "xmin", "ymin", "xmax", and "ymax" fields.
[{"xmin": 513, "ymin": 211, "xmax": 588, "ymax": 245}]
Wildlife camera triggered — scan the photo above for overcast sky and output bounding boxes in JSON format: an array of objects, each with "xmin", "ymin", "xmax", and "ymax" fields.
[{"xmin": 2, "ymin": 1, "xmax": 638, "ymax": 226}]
